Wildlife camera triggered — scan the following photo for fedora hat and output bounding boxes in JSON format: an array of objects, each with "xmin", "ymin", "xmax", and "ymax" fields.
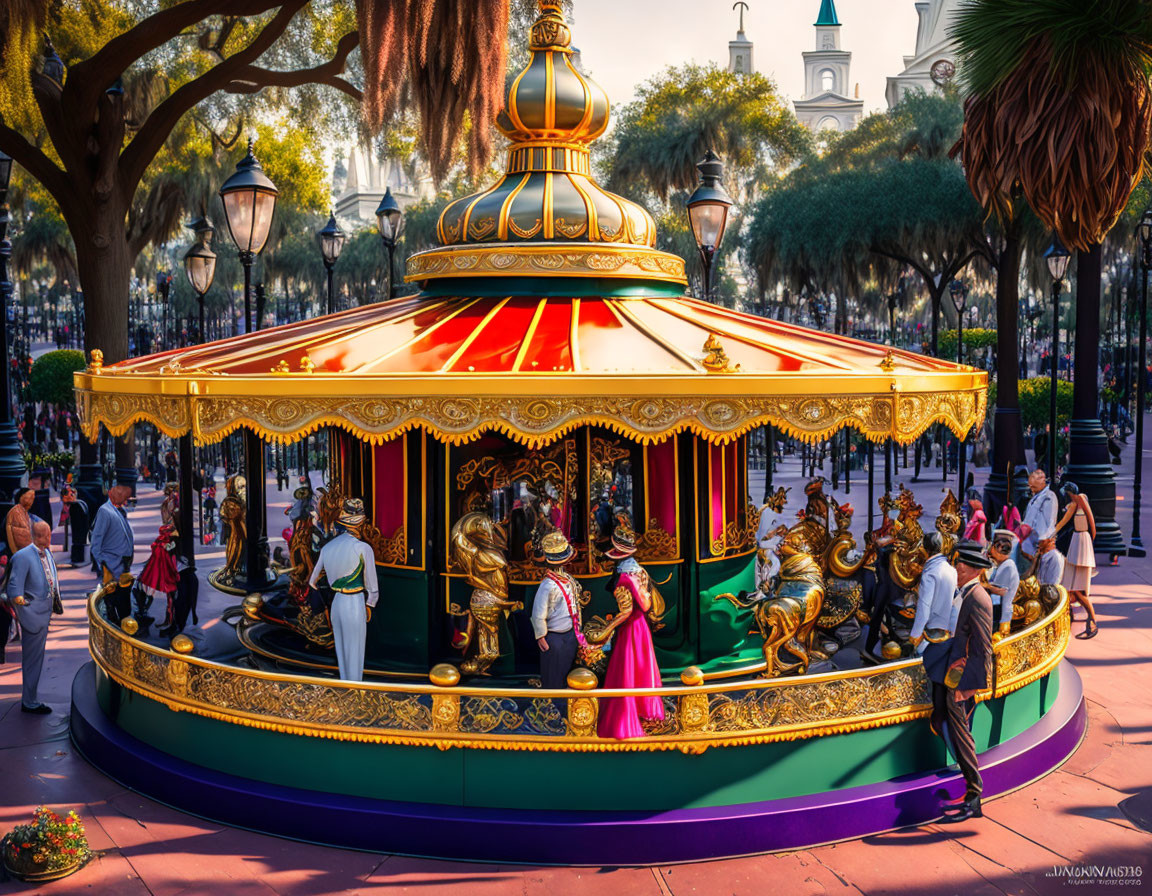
[
  {"xmin": 952, "ymin": 539, "xmax": 992, "ymax": 569},
  {"xmin": 606, "ymin": 523, "xmax": 637, "ymax": 559},
  {"xmin": 293, "ymin": 484, "xmax": 313, "ymax": 500},
  {"xmin": 541, "ymin": 530, "xmax": 574, "ymax": 565},
  {"xmin": 338, "ymin": 498, "xmax": 366, "ymax": 529}
]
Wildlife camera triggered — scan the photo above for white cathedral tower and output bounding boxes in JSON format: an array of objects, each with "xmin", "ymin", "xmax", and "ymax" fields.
[{"xmin": 793, "ymin": 0, "xmax": 863, "ymax": 132}]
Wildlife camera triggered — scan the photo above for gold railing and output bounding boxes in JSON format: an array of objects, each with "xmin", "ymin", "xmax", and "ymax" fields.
[{"xmin": 87, "ymin": 591, "xmax": 1070, "ymax": 754}]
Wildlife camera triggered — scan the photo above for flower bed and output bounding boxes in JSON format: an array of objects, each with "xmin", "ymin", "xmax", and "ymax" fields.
[{"xmin": 2, "ymin": 807, "xmax": 91, "ymax": 882}]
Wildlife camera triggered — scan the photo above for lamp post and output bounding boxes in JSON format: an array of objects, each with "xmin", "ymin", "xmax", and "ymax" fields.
[
  {"xmin": 317, "ymin": 211, "xmax": 346, "ymax": 314},
  {"xmin": 949, "ymin": 278, "xmax": 970, "ymax": 495},
  {"xmin": 219, "ymin": 138, "xmax": 278, "ymax": 335},
  {"xmin": 375, "ymin": 188, "xmax": 404, "ymax": 302},
  {"xmin": 219, "ymin": 138, "xmax": 278, "ymax": 592},
  {"xmin": 183, "ymin": 216, "xmax": 216, "ymax": 342},
  {"xmin": 156, "ymin": 270, "xmax": 172, "ymax": 350},
  {"xmin": 686, "ymin": 151, "xmax": 733, "ymax": 303},
  {"xmin": 1044, "ymin": 236, "xmax": 1071, "ymax": 481},
  {"xmin": 1132, "ymin": 209, "xmax": 1151, "ymax": 556},
  {"xmin": 0, "ymin": 150, "xmax": 26, "ymax": 513}
]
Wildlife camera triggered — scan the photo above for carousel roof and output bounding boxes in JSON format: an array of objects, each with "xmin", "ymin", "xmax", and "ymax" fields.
[
  {"xmin": 74, "ymin": 0, "xmax": 986, "ymax": 449},
  {"xmin": 75, "ymin": 288, "xmax": 985, "ymax": 447}
]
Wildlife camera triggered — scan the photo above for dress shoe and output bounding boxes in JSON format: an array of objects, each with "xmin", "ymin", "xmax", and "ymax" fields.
[
  {"xmin": 941, "ymin": 797, "xmax": 982, "ymax": 822},
  {"xmin": 21, "ymin": 704, "xmax": 51, "ymax": 715}
]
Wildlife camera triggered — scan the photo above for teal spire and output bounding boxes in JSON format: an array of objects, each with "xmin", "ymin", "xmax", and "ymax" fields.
[{"xmin": 815, "ymin": 0, "xmax": 839, "ymax": 26}]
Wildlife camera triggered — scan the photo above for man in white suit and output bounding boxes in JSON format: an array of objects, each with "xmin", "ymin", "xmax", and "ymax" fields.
[{"xmin": 6, "ymin": 522, "xmax": 60, "ymax": 714}]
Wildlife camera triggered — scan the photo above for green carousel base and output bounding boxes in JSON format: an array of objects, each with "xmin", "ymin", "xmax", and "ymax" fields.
[{"xmin": 69, "ymin": 658, "xmax": 1084, "ymax": 865}]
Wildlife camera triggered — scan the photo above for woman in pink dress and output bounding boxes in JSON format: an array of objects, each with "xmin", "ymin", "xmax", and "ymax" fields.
[
  {"xmin": 597, "ymin": 526, "xmax": 664, "ymax": 739},
  {"xmin": 963, "ymin": 490, "xmax": 988, "ymax": 546}
]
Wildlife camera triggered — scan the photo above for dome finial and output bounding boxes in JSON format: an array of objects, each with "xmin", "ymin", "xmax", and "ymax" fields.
[{"xmin": 530, "ymin": 1, "xmax": 572, "ymax": 51}]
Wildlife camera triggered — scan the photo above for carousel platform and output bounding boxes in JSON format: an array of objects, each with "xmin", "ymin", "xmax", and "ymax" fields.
[{"xmin": 70, "ymin": 592, "xmax": 1081, "ymax": 864}]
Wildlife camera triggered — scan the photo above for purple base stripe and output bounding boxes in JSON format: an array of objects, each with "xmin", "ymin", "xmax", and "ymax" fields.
[{"xmin": 70, "ymin": 661, "xmax": 1086, "ymax": 865}]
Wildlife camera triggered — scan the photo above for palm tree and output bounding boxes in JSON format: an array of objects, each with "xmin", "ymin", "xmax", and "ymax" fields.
[{"xmin": 951, "ymin": 0, "xmax": 1152, "ymax": 553}]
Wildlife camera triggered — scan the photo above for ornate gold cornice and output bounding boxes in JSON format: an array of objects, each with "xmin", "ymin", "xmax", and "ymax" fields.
[
  {"xmin": 87, "ymin": 590, "xmax": 1069, "ymax": 753},
  {"xmin": 405, "ymin": 244, "xmax": 686, "ymax": 285},
  {"xmin": 75, "ymin": 382, "xmax": 988, "ymax": 450}
]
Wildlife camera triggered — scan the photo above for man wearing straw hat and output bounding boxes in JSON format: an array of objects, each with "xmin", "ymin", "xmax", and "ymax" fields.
[
  {"xmin": 530, "ymin": 531, "xmax": 584, "ymax": 689},
  {"xmin": 310, "ymin": 499, "xmax": 378, "ymax": 681}
]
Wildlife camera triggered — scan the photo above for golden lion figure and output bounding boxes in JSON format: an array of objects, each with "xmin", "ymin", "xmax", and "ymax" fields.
[
  {"xmin": 716, "ymin": 531, "xmax": 826, "ymax": 678},
  {"xmin": 449, "ymin": 512, "xmax": 523, "ymax": 676}
]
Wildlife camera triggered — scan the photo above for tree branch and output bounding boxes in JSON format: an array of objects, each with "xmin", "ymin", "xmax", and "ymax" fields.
[
  {"xmin": 66, "ymin": 0, "xmax": 278, "ymax": 114},
  {"xmin": 119, "ymin": 0, "xmax": 310, "ymax": 195},
  {"xmin": 225, "ymin": 31, "xmax": 363, "ymax": 101},
  {"xmin": 0, "ymin": 117, "xmax": 73, "ymax": 217}
]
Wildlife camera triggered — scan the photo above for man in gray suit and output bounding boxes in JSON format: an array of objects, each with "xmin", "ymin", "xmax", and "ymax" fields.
[
  {"xmin": 90, "ymin": 484, "xmax": 135, "ymax": 579},
  {"xmin": 6, "ymin": 522, "xmax": 60, "ymax": 714}
]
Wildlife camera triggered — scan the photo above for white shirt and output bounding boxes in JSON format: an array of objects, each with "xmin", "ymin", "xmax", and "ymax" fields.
[
  {"xmin": 1037, "ymin": 549, "xmax": 1064, "ymax": 587},
  {"xmin": 531, "ymin": 571, "xmax": 580, "ymax": 639},
  {"xmin": 1021, "ymin": 487, "xmax": 1057, "ymax": 553},
  {"xmin": 309, "ymin": 533, "xmax": 379, "ymax": 607},
  {"xmin": 989, "ymin": 558, "xmax": 1020, "ymax": 609},
  {"xmin": 910, "ymin": 553, "xmax": 958, "ymax": 653}
]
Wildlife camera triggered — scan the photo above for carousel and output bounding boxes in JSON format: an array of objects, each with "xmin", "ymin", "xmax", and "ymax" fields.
[{"xmin": 68, "ymin": 2, "xmax": 1083, "ymax": 865}]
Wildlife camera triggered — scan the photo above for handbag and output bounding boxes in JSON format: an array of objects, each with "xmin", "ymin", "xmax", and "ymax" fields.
[{"xmin": 52, "ymin": 592, "xmax": 64, "ymax": 615}]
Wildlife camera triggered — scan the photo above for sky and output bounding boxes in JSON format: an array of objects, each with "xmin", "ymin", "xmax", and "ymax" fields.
[{"xmin": 567, "ymin": 0, "xmax": 923, "ymax": 114}]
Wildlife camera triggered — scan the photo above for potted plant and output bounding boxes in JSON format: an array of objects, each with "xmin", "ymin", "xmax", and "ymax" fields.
[{"xmin": 2, "ymin": 806, "xmax": 91, "ymax": 882}]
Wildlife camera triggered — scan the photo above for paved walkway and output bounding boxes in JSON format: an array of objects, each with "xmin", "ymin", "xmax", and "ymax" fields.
[{"xmin": 0, "ymin": 439, "xmax": 1149, "ymax": 895}]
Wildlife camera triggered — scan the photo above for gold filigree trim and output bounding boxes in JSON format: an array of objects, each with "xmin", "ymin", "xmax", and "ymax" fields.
[
  {"xmin": 87, "ymin": 590, "xmax": 1068, "ymax": 754},
  {"xmin": 76, "ymin": 388, "xmax": 988, "ymax": 451},
  {"xmin": 405, "ymin": 244, "xmax": 687, "ymax": 284}
]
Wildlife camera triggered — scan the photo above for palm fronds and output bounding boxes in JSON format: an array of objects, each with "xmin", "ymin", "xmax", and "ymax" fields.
[{"xmin": 951, "ymin": 0, "xmax": 1152, "ymax": 248}]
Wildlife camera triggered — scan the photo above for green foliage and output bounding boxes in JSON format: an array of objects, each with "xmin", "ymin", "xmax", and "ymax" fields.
[
  {"xmin": 938, "ymin": 327, "xmax": 998, "ymax": 359},
  {"xmin": 28, "ymin": 349, "xmax": 85, "ymax": 409},
  {"xmin": 989, "ymin": 376, "xmax": 1074, "ymax": 431},
  {"xmin": 604, "ymin": 63, "xmax": 809, "ymax": 203},
  {"xmin": 951, "ymin": 0, "xmax": 1152, "ymax": 97}
]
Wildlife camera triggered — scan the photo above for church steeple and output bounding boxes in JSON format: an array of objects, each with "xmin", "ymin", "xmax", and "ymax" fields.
[
  {"xmin": 794, "ymin": 0, "xmax": 862, "ymax": 131},
  {"xmin": 728, "ymin": 2, "xmax": 754, "ymax": 75},
  {"xmin": 815, "ymin": 0, "xmax": 840, "ymax": 26}
]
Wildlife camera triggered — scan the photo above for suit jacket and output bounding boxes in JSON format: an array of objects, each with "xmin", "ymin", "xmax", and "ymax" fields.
[
  {"xmin": 7, "ymin": 544, "xmax": 58, "ymax": 635},
  {"xmin": 90, "ymin": 501, "xmax": 134, "ymax": 571},
  {"xmin": 947, "ymin": 580, "xmax": 994, "ymax": 692}
]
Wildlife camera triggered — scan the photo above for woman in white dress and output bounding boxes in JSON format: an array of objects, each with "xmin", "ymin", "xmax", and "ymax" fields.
[{"xmin": 1055, "ymin": 481, "xmax": 1097, "ymax": 639}]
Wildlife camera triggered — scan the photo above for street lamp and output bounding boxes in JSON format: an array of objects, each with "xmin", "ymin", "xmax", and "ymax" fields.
[
  {"xmin": 949, "ymin": 278, "xmax": 970, "ymax": 494},
  {"xmin": 686, "ymin": 150, "xmax": 733, "ymax": 303},
  {"xmin": 1131, "ymin": 209, "xmax": 1152, "ymax": 556},
  {"xmin": 0, "ymin": 149, "xmax": 26, "ymax": 512},
  {"xmin": 183, "ymin": 216, "xmax": 216, "ymax": 342},
  {"xmin": 219, "ymin": 138, "xmax": 277, "ymax": 592},
  {"xmin": 1044, "ymin": 235, "xmax": 1071, "ymax": 481},
  {"xmin": 219, "ymin": 138, "xmax": 278, "ymax": 334},
  {"xmin": 375, "ymin": 187, "xmax": 404, "ymax": 302},
  {"xmin": 317, "ymin": 211, "xmax": 346, "ymax": 314}
]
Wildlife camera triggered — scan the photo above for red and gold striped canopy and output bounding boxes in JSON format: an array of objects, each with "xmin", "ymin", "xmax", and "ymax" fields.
[{"xmin": 75, "ymin": 291, "xmax": 986, "ymax": 447}]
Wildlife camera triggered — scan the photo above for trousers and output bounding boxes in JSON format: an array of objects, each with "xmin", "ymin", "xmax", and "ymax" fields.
[
  {"xmin": 331, "ymin": 592, "xmax": 367, "ymax": 681},
  {"xmin": 540, "ymin": 629, "xmax": 577, "ymax": 689},
  {"xmin": 932, "ymin": 681, "xmax": 982, "ymax": 799},
  {"xmin": 20, "ymin": 624, "xmax": 48, "ymax": 707}
]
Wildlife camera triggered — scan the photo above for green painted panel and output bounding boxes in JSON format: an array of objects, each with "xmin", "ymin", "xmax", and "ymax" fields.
[
  {"xmin": 697, "ymin": 554, "xmax": 760, "ymax": 660},
  {"xmin": 366, "ymin": 567, "xmax": 431, "ymax": 671},
  {"xmin": 96, "ymin": 667, "xmax": 1059, "ymax": 812}
]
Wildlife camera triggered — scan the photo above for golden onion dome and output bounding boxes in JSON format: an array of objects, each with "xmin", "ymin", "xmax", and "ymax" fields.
[{"xmin": 409, "ymin": 0, "xmax": 682, "ymax": 287}]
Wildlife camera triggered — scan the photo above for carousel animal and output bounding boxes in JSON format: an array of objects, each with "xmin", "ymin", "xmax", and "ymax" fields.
[
  {"xmin": 813, "ymin": 498, "xmax": 871, "ymax": 650},
  {"xmin": 448, "ymin": 512, "xmax": 523, "ymax": 676},
  {"xmin": 715, "ymin": 529, "xmax": 826, "ymax": 677},
  {"xmin": 754, "ymin": 486, "xmax": 791, "ymax": 589}
]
